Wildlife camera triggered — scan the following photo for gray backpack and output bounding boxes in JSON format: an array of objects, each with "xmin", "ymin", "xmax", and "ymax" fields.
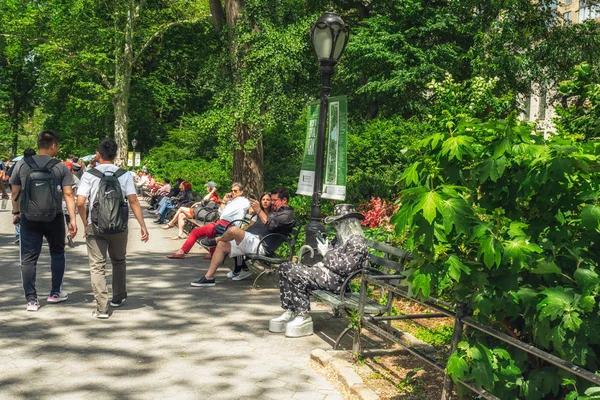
[{"xmin": 89, "ymin": 169, "xmax": 128, "ymax": 234}]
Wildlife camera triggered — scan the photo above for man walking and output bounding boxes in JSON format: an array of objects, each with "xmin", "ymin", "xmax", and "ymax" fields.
[
  {"xmin": 77, "ymin": 139, "xmax": 149, "ymax": 319},
  {"xmin": 10, "ymin": 130, "xmax": 77, "ymax": 311}
]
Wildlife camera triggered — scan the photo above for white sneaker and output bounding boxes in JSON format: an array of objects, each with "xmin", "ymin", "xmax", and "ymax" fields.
[
  {"xmin": 226, "ymin": 270, "xmax": 238, "ymax": 279},
  {"xmin": 269, "ymin": 310, "xmax": 296, "ymax": 333},
  {"xmin": 285, "ymin": 314, "xmax": 314, "ymax": 338},
  {"xmin": 232, "ymin": 270, "xmax": 253, "ymax": 281}
]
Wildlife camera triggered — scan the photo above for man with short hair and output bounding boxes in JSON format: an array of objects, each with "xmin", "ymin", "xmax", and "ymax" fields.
[
  {"xmin": 10, "ymin": 130, "xmax": 77, "ymax": 311},
  {"xmin": 191, "ymin": 187, "xmax": 295, "ymax": 287},
  {"xmin": 77, "ymin": 139, "xmax": 149, "ymax": 319},
  {"xmin": 167, "ymin": 182, "xmax": 250, "ymax": 260}
]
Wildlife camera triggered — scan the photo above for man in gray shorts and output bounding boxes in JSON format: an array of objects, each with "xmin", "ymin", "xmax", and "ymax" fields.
[{"xmin": 191, "ymin": 187, "xmax": 295, "ymax": 287}]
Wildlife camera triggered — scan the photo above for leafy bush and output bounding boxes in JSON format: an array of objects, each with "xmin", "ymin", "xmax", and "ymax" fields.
[{"xmin": 393, "ymin": 71, "xmax": 600, "ymax": 399}]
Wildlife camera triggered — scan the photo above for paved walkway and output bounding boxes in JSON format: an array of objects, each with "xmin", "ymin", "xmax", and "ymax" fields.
[{"xmin": 0, "ymin": 205, "xmax": 344, "ymax": 399}]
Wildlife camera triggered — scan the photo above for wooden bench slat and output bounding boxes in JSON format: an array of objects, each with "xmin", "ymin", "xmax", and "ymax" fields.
[
  {"xmin": 368, "ymin": 254, "xmax": 406, "ymax": 272},
  {"xmin": 365, "ymin": 239, "xmax": 410, "ymax": 259},
  {"xmin": 312, "ymin": 290, "xmax": 387, "ymax": 315}
]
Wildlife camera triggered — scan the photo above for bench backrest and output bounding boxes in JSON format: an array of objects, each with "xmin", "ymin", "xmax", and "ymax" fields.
[{"xmin": 365, "ymin": 238, "xmax": 411, "ymax": 273}]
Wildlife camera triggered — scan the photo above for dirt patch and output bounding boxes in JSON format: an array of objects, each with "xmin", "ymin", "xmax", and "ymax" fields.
[{"xmin": 355, "ymin": 352, "xmax": 456, "ymax": 399}]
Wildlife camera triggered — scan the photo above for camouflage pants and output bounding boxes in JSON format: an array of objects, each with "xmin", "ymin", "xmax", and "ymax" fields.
[{"xmin": 279, "ymin": 261, "xmax": 344, "ymax": 315}]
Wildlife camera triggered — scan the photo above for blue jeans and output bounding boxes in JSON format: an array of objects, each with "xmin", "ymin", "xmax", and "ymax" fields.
[
  {"xmin": 156, "ymin": 199, "xmax": 173, "ymax": 223},
  {"xmin": 20, "ymin": 214, "xmax": 66, "ymax": 301}
]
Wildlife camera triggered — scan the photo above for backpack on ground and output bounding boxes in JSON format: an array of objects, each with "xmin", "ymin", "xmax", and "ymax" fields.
[
  {"xmin": 89, "ymin": 168, "xmax": 128, "ymax": 234},
  {"xmin": 20, "ymin": 156, "xmax": 61, "ymax": 222}
]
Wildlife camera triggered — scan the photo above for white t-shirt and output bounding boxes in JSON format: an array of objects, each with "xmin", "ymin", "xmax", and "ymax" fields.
[
  {"xmin": 77, "ymin": 164, "xmax": 136, "ymax": 223},
  {"xmin": 219, "ymin": 196, "xmax": 250, "ymax": 222}
]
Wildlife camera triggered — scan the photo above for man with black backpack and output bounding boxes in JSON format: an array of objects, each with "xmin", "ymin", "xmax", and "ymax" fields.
[
  {"xmin": 9, "ymin": 130, "xmax": 78, "ymax": 312},
  {"xmin": 76, "ymin": 139, "xmax": 149, "ymax": 319}
]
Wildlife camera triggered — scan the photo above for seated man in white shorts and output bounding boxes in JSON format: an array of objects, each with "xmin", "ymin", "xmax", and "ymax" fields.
[{"xmin": 191, "ymin": 187, "xmax": 295, "ymax": 287}]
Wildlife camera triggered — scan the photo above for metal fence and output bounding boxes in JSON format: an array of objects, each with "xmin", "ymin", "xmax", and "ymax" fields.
[{"xmin": 352, "ymin": 252, "xmax": 600, "ymax": 399}]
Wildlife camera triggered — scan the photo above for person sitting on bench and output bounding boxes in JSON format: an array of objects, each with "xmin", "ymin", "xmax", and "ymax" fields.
[
  {"xmin": 166, "ymin": 182, "xmax": 249, "ymax": 260},
  {"xmin": 191, "ymin": 187, "xmax": 295, "ymax": 287},
  {"xmin": 269, "ymin": 204, "xmax": 368, "ymax": 338}
]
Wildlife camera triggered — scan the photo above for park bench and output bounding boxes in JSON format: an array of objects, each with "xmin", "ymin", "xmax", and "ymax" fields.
[
  {"xmin": 310, "ymin": 238, "xmax": 411, "ymax": 349},
  {"xmin": 244, "ymin": 221, "xmax": 304, "ymax": 289},
  {"xmin": 182, "ymin": 201, "xmax": 220, "ymax": 236}
]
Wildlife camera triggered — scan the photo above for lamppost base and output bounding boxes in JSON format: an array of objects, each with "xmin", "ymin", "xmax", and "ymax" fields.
[{"xmin": 303, "ymin": 219, "xmax": 325, "ymax": 265}]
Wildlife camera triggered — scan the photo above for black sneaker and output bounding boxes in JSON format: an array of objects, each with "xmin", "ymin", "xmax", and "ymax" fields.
[
  {"xmin": 200, "ymin": 237, "xmax": 217, "ymax": 248},
  {"xmin": 110, "ymin": 298, "xmax": 127, "ymax": 307},
  {"xmin": 191, "ymin": 277, "xmax": 216, "ymax": 287}
]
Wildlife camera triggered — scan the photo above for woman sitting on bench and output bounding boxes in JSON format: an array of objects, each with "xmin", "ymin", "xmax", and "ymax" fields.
[
  {"xmin": 269, "ymin": 204, "xmax": 368, "ymax": 338},
  {"xmin": 163, "ymin": 181, "xmax": 219, "ymax": 239}
]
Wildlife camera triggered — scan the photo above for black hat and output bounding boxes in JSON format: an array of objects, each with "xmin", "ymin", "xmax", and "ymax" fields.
[{"xmin": 324, "ymin": 204, "xmax": 365, "ymax": 224}]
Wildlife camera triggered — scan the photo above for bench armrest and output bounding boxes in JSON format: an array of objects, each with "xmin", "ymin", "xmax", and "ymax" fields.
[{"xmin": 255, "ymin": 233, "xmax": 289, "ymax": 257}]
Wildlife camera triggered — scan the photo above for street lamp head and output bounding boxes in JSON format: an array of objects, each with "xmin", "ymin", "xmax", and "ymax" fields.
[
  {"xmin": 310, "ymin": 9, "xmax": 349, "ymax": 64},
  {"xmin": 132, "ymin": 138, "xmax": 138, "ymax": 148}
]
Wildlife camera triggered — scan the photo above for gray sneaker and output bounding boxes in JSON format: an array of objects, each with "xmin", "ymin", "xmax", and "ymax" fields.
[
  {"xmin": 92, "ymin": 310, "xmax": 109, "ymax": 319},
  {"xmin": 285, "ymin": 314, "xmax": 313, "ymax": 338},
  {"xmin": 269, "ymin": 310, "xmax": 295, "ymax": 333},
  {"xmin": 110, "ymin": 298, "xmax": 127, "ymax": 307},
  {"xmin": 232, "ymin": 269, "xmax": 253, "ymax": 281}
]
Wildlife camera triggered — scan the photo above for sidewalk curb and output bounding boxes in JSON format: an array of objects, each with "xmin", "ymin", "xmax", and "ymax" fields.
[{"xmin": 311, "ymin": 349, "xmax": 381, "ymax": 400}]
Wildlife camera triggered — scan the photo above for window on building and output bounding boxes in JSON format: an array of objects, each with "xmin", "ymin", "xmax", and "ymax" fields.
[
  {"xmin": 565, "ymin": 0, "xmax": 572, "ymax": 5},
  {"xmin": 579, "ymin": 0, "xmax": 600, "ymax": 22},
  {"xmin": 522, "ymin": 96, "xmax": 531, "ymax": 121},
  {"xmin": 538, "ymin": 91, "xmax": 547, "ymax": 120},
  {"xmin": 564, "ymin": 11, "xmax": 572, "ymax": 22}
]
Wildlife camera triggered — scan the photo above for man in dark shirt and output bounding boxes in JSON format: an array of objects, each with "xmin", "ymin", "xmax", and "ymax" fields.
[
  {"xmin": 10, "ymin": 131, "xmax": 77, "ymax": 311},
  {"xmin": 191, "ymin": 187, "xmax": 295, "ymax": 287}
]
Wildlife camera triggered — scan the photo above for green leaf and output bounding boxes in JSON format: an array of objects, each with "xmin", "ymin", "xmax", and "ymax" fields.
[
  {"xmin": 478, "ymin": 156, "xmax": 508, "ymax": 182},
  {"xmin": 503, "ymin": 238, "xmax": 542, "ymax": 268},
  {"xmin": 508, "ymin": 221, "xmax": 528, "ymax": 238},
  {"xmin": 446, "ymin": 353, "xmax": 469, "ymax": 382},
  {"xmin": 574, "ymin": 268, "xmax": 600, "ymax": 292},
  {"xmin": 400, "ymin": 162, "xmax": 420, "ymax": 186},
  {"xmin": 580, "ymin": 205, "xmax": 600, "ymax": 230},
  {"xmin": 413, "ymin": 191, "xmax": 442, "ymax": 224},
  {"xmin": 584, "ymin": 387, "xmax": 600, "ymax": 399},
  {"xmin": 538, "ymin": 288, "xmax": 573, "ymax": 321},
  {"xmin": 471, "ymin": 359, "xmax": 495, "ymax": 391},
  {"xmin": 446, "ymin": 255, "xmax": 471, "ymax": 282},
  {"xmin": 412, "ymin": 272, "xmax": 431, "ymax": 297},
  {"xmin": 479, "ymin": 236, "xmax": 502, "ymax": 269},
  {"xmin": 578, "ymin": 295, "xmax": 596, "ymax": 313},
  {"xmin": 492, "ymin": 137, "xmax": 512, "ymax": 159},
  {"xmin": 517, "ymin": 287, "xmax": 538, "ymax": 309},
  {"xmin": 562, "ymin": 311, "xmax": 583, "ymax": 332},
  {"xmin": 441, "ymin": 135, "xmax": 474, "ymax": 161},
  {"xmin": 473, "ymin": 293, "xmax": 493, "ymax": 315},
  {"xmin": 531, "ymin": 259, "xmax": 562, "ymax": 275}
]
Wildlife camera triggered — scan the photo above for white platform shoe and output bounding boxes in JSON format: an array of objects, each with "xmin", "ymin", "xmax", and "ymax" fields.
[
  {"xmin": 269, "ymin": 310, "xmax": 296, "ymax": 333},
  {"xmin": 285, "ymin": 314, "xmax": 313, "ymax": 338}
]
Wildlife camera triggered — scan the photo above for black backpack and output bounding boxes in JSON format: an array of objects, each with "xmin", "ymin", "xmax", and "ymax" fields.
[
  {"xmin": 20, "ymin": 156, "xmax": 61, "ymax": 222},
  {"xmin": 89, "ymin": 168, "xmax": 128, "ymax": 234}
]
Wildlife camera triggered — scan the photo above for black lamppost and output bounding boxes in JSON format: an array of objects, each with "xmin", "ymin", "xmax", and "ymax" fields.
[
  {"xmin": 304, "ymin": 9, "xmax": 349, "ymax": 264},
  {"xmin": 131, "ymin": 138, "xmax": 138, "ymax": 168}
]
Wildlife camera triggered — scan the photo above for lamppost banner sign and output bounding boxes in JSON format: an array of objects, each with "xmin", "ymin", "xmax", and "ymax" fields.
[
  {"xmin": 296, "ymin": 96, "xmax": 348, "ymax": 200},
  {"xmin": 127, "ymin": 152, "xmax": 134, "ymax": 167}
]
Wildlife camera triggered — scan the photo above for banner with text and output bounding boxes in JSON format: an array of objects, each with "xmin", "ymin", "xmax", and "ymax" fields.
[
  {"xmin": 296, "ymin": 100, "xmax": 320, "ymax": 196},
  {"xmin": 296, "ymin": 96, "xmax": 348, "ymax": 201},
  {"xmin": 322, "ymin": 96, "xmax": 347, "ymax": 200}
]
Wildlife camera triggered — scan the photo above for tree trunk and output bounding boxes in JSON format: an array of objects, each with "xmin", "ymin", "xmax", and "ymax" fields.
[
  {"xmin": 222, "ymin": 0, "xmax": 264, "ymax": 195},
  {"xmin": 10, "ymin": 115, "xmax": 19, "ymax": 158},
  {"xmin": 113, "ymin": 0, "xmax": 136, "ymax": 166},
  {"xmin": 209, "ymin": 0, "xmax": 225, "ymax": 32},
  {"xmin": 232, "ymin": 123, "xmax": 263, "ymax": 198}
]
